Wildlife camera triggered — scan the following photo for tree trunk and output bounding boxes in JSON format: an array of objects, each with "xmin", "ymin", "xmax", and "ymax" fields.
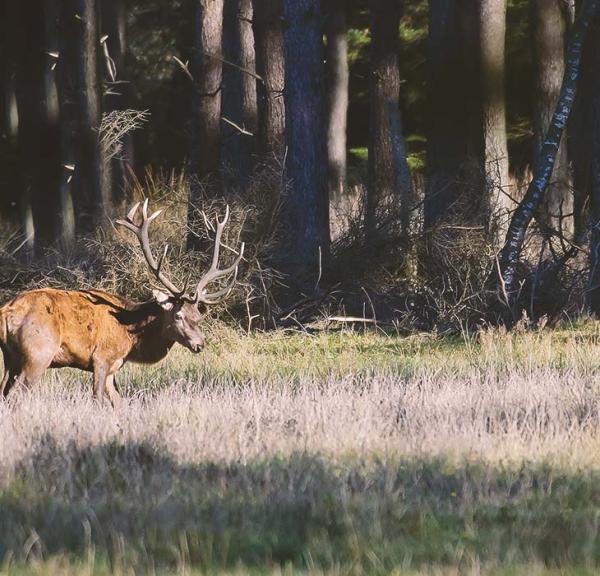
[
  {"xmin": 571, "ymin": 0, "xmax": 594, "ymax": 236},
  {"xmin": 222, "ymin": 0, "xmax": 257, "ymax": 186},
  {"xmin": 42, "ymin": 1, "xmax": 72, "ymax": 247},
  {"xmin": 425, "ymin": 0, "xmax": 483, "ymax": 229},
  {"xmin": 532, "ymin": 0, "xmax": 573, "ymax": 236},
  {"xmin": 56, "ymin": 0, "xmax": 80, "ymax": 246},
  {"xmin": 102, "ymin": 0, "xmax": 134, "ymax": 204},
  {"xmin": 75, "ymin": 0, "xmax": 110, "ymax": 232},
  {"xmin": 366, "ymin": 0, "xmax": 412, "ymax": 241},
  {"xmin": 479, "ymin": 0, "xmax": 511, "ymax": 247},
  {"xmin": 325, "ymin": 0, "xmax": 349, "ymax": 212},
  {"xmin": 15, "ymin": 0, "xmax": 62, "ymax": 252},
  {"xmin": 238, "ymin": 0, "xmax": 257, "ymax": 140},
  {"xmin": 188, "ymin": 0, "xmax": 224, "ymax": 249},
  {"xmin": 587, "ymin": 13, "xmax": 600, "ymax": 312},
  {"xmin": 283, "ymin": 0, "xmax": 329, "ymax": 273},
  {"xmin": 0, "ymin": 0, "xmax": 31, "ymax": 251},
  {"xmin": 253, "ymin": 0, "xmax": 286, "ymax": 160},
  {"xmin": 498, "ymin": 0, "xmax": 597, "ymax": 304}
]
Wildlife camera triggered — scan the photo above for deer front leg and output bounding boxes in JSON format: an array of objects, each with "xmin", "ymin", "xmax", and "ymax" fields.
[{"xmin": 105, "ymin": 374, "xmax": 122, "ymax": 409}]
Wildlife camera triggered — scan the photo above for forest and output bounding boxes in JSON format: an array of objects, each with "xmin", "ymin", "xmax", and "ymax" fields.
[
  {"xmin": 6, "ymin": 1, "xmax": 600, "ymax": 575},
  {"xmin": 1, "ymin": 0, "xmax": 598, "ymax": 329}
]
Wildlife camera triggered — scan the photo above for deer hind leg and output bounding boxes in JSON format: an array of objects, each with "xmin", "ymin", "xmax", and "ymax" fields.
[
  {"xmin": 5, "ymin": 358, "xmax": 51, "ymax": 398},
  {"xmin": 6, "ymin": 325, "xmax": 58, "ymax": 397},
  {"xmin": 0, "ymin": 362, "xmax": 18, "ymax": 398},
  {"xmin": 0, "ymin": 346, "xmax": 17, "ymax": 397}
]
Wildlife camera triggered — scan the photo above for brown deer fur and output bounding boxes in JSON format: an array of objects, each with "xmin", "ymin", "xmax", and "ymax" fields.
[
  {"xmin": 0, "ymin": 288, "xmax": 205, "ymax": 406},
  {"xmin": 0, "ymin": 201, "xmax": 243, "ymax": 406}
]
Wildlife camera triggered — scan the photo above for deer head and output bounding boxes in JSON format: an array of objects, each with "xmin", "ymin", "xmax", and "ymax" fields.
[{"xmin": 116, "ymin": 200, "xmax": 244, "ymax": 352}]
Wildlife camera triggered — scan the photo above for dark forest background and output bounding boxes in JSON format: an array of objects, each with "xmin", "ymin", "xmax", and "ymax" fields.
[{"xmin": 1, "ymin": 0, "xmax": 599, "ymax": 331}]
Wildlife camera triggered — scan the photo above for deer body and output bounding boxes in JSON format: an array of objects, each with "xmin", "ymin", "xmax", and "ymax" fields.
[
  {"xmin": 0, "ymin": 288, "xmax": 205, "ymax": 405},
  {"xmin": 0, "ymin": 201, "xmax": 243, "ymax": 406}
]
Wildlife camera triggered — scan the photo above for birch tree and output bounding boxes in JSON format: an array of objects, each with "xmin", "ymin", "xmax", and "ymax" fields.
[{"xmin": 497, "ymin": 0, "xmax": 598, "ymax": 304}]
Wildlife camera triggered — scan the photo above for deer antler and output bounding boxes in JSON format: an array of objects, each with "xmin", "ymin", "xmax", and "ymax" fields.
[
  {"xmin": 194, "ymin": 205, "xmax": 245, "ymax": 304},
  {"xmin": 115, "ymin": 199, "xmax": 191, "ymax": 299}
]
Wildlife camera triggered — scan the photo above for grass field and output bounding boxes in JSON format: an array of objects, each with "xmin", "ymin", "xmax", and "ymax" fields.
[{"xmin": 3, "ymin": 323, "xmax": 600, "ymax": 574}]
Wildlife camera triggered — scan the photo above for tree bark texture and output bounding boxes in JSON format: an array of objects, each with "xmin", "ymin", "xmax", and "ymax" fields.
[
  {"xmin": 283, "ymin": 0, "xmax": 329, "ymax": 272},
  {"xmin": 532, "ymin": 0, "xmax": 573, "ymax": 236},
  {"xmin": 479, "ymin": 0, "xmax": 511, "ymax": 247},
  {"xmin": 498, "ymin": 0, "xmax": 597, "ymax": 303},
  {"xmin": 43, "ymin": 1, "xmax": 74, "ymax": 247},
  {"xmin": 75, "ymin": 0, "xmax": 110, "ymax": 232},
  {"xmin": 586, "ymin": 13, "xmax": 600, "ymax": 312},
  {"xmin": 366, "ymin": 0, "xmax": 412, "ymax": 240},
  {"xmin": 15, "ymin": 0, "xmax": 62, "ymax": 251},
  {"xmin": 0, "ymin": 0, "xmax": 31, "ymax": 250},
  {"xmin": 102, "ymin": 0, "xmax": 135, "ymax": 204},
  {"xmin": 570, "ymin": 0, "xmax": 595, "ymax": 236},
  {"xmin": 188, "ymin": 0, "xmax": 225, "ymax": 249},
  {"xmin": 253, "ymin": 0, "xmax": 286, "ymax": 160},
  {"xmin": 426, "ymin": 0, "xmax": 483, "ymax": 229},
  {"xmin": 325, "ymin": 0, "xmax": 349, "ymax": 210},
  {"xmin": 189, "ymin": 0, "xmax": 224, "ymax": 188},
  {"xmin": 56, "ymin": 0, "xmax": 81, "ymax": 246},
  {"xmin": 222, "ymin": 0, "xmax": 257, "ymax": 185}
]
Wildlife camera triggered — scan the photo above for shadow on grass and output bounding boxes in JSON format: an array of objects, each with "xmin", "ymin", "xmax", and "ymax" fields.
[{"xmin": 3, "ymin": 437, "xmax": 600, "ymax": 572}]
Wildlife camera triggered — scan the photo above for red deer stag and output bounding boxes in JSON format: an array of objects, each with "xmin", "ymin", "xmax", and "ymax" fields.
[{"xmin": 0, "ymin": 201, "xmax": 244, "ymax": 406}]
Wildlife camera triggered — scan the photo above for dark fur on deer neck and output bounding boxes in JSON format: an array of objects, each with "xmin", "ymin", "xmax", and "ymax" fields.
[{"xmin": 81, "ymin": 290, "xmax": 175, "ymax": 363}]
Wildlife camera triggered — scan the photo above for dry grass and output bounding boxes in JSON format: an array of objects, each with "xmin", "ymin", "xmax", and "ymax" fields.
[
  {"xmin": 2, "ymin": 359, "xmax": 598, "ymax": 471},
  {"xmin": 3, "ymin": 324, "xmax": 600, "ymax": 573}
]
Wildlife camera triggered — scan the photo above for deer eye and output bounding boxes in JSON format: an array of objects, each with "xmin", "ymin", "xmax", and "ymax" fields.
[{"xmin": 175, "ymin": 311, "xmax": 184, "ymax": 321}]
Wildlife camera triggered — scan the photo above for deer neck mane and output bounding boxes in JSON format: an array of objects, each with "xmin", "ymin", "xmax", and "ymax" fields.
[{"xmin": 110, "ymin": 298, "xmax": 175, "ymax": 363}]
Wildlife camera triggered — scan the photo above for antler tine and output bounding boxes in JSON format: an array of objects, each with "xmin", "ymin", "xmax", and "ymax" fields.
[
  {"xmin": 201, "ymin": 210, "xmax": 213, "ymax": 232},
  {"xmin": 218, "ymin": 204, "xmax": 230, "ymax": 226},
  {"xmin": 194, "ymin": 205, "xmax": 244, "ymax": 304},
  {"xmin": 157, "ymin": 244, "xmax": 169, "ymax": 275},
  {"xmin": 180, "ymin": 270, "xmax": 195, "ymax": 303},
  {"xmin": 199, "ymin": 242, "xmax": 244, "ymax": 305},
  {"xmin": 116, "ymin": 201, "xmax": 185, "ymax": 298},
  {"xmin": 196, "ymin": 241, "xmax": 245, "ymax": 304},
  {"xmin": 198, "ymin": 276, "xmax": 237, "ymax": 305},
  {"xmin": 126, "ymin": 202, "xmax": 141, "ymax": 223}
]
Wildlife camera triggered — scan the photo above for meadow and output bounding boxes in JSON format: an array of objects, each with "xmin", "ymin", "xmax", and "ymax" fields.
[{"xmin": 3, "ymin": 323, "xmax": 600, "ymax": 574}]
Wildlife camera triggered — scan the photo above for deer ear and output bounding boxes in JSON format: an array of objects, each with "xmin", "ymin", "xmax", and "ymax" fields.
[{"xmin": 152, "ymin": 290, "xmax": 173, "ymax": 310}]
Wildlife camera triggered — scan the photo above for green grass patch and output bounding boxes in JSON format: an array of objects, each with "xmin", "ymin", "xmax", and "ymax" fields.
[
  {"xmin": 125, "ymin": 320, "xmax": 600, "ymax": 386},
  {"xmin": 5, "ymin": 450, "xmax": 600, "ymax": 574}
]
